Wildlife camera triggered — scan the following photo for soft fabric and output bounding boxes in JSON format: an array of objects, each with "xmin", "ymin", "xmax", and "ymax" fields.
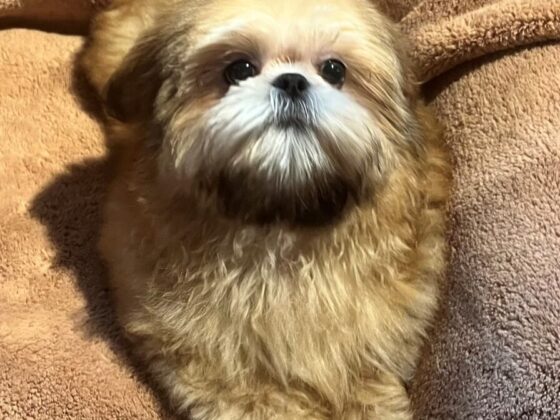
[
  {"xmin": 379, "ymin": 1, "xmax": 560, "ymax": 418},
  {"xmin": 412, "ymin": 40, "xmax": 560, "ymax": 420},
  {"xmin": 0, "ymin": 0, "xmax": 108, "ymax": 32},
  {"xmin": 1, "ymin": 0, "xmax": 559, "ymax": 418},
  {"xmin": 0, "ymin": 29, "xmax": 169, "ymax": 419}
]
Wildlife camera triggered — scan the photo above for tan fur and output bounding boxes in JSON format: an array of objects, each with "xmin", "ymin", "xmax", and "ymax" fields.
[{"xmin": 82, "ymin": 0, "xmax": 451, "ymax": 418}]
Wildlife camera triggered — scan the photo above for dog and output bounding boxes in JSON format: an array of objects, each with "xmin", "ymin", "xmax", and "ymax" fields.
[{"xmin": 82, "ymin": 0, "xmax": 450, "ymax": 418}]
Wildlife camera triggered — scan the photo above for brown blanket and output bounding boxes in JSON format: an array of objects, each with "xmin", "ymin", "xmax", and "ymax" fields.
[
  {"xmin": 387, "ymin": 1, "xmax": 560, "ymax": 418},
  {"xmin": 1, "ymin": 0, "xmax": 559, "ymax": 418},
  {"xmin": 0, "ymin": 0, "xmax": 109, "ymax": 32}
]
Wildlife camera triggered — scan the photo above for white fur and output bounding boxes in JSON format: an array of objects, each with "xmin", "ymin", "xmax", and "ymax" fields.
[{"xmin": 167, "ymin": 62, "xmax": 387, "ymax": 190}]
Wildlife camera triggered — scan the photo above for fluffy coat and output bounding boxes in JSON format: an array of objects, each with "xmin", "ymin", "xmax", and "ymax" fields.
[{"xmin": 80, "ymin": 0, "xmax": 450, "ymax": 418}]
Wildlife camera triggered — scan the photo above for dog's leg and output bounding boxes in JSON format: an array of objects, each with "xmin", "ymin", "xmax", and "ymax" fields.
[
  {"xmin": 146, "ymin": 346, "xmax": 411, "ymax": 420},
  {"xmin": 342, "ymin": 372, "xmax": 412, "ymax": 420},
  {"xmin": 145, "ymin": 355, "xmax": 329, "ymax": 420}
]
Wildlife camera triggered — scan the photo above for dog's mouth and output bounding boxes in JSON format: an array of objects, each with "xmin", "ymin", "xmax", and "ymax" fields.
[
  {"xmin": 270, "ymin": 98, "xmax": 315, "ymax": 130},
  {"xmin": 197, "ymin": 94, "xmax": 369, "ymax": 226},
  {"xmin": 272, "ymin": 115, "xmax": 309, "ymax": 131},
  {"xmin": 217, "ymin": 169, "xmax": 353, "ymax": 227}
]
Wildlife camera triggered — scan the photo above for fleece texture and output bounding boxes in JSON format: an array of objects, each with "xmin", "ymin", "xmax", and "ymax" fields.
[
  {"xmin": 0, "ymin": 0, "xmax": 559, "ymax": 418},
  {"xmin": 0, "ymin": 27, "xmax": 169, "ymax": 419},
  {"xmin": 375, "ymin": 1, "xmax": 560, "ymax": 418},
  {"xmin": 412, "ymin": 41, "xmax": 560, "ymax": 420},
  {"xmin": 0, "ymin": 0, "xmax": 109, "ymax": 32}
]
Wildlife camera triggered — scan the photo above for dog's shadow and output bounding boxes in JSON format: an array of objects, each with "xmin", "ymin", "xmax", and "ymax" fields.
[{"xmin": 29, "ymin": 50, "xmax": 177, "ymax": 420}]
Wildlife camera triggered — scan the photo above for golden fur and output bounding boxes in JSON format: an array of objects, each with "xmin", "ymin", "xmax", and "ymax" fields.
[{"xmin": 82, "ymin": 0, "xmax": 450, "ymax": 418}]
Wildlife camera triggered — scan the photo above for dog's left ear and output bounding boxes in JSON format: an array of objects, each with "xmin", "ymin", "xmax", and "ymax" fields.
[
  {"xmin": 364, "ymin": 2, "xmax": 420, "ymax": 101},
  {"xmin": 104, "ymin": 36, "xmax": 164, "ymax": 123},
  {"xmin": 393, "ymin": 32, "xmax": 421, "ymax": 103}
]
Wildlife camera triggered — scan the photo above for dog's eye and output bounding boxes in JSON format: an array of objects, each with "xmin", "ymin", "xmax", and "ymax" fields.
[
  {"xmin": 320, "ymin": 59, "xmax": 346, "ymax": 86},
  {"xmin": 224, "ymin": 60, "xmax": 257, "ymax": 85}
]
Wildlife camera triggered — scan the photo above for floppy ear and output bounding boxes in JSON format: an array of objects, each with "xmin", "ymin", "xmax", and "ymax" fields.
[
  {"xmin": 361, "ymin": 4, "xmax": 421, "ymax": 103},
  {"xmin": 395, "ymin": 35, "xmax": 421, "ymax": 103},
  {"xmin": 104, "ymin": 36, "xmax": 164, "ymax": 123}
]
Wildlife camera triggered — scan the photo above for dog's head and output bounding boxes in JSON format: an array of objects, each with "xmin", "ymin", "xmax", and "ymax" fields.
[{"xmin": 106, "ymin": 0, "xmax": 420, "ymax": 226}]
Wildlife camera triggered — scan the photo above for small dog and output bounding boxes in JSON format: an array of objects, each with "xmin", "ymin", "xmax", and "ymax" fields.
[{"xmin": 82, "ymin": 0, "xmax": 450, "ymax": 418}]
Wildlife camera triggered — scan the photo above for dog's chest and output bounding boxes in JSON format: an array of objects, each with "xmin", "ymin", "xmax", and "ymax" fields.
[
  {"xmin": 149, "ymin": 249, "xmax": 366, "ymax": 392},
  {"xmin": 141, "ymin": 228, "xmax": 419, "ymax": 391}
]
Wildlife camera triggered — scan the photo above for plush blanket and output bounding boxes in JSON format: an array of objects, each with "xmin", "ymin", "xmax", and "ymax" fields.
[
  {"xmin": 1, "ymin": 0, "xmax": 559, "ymax": 418},
  {"xmin": 390, "ymin": 1, "xmax": 560, "ymax": 418},
  {"xmin": 0, "ymin": 0, "xmax": 108, "ymax": 32}
]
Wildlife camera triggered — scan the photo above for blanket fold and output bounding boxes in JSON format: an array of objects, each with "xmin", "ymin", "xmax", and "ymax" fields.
[
  {"xmin": 406, "ymin": 0, "xmax": 560, "ymax": 81},
  {"xmin": 1, "ymin": 0, "xmax": 559, "ymax": 418},
  {"xmin": 0, "ymin": 0, "xmax": 108, "ymax": 32}
]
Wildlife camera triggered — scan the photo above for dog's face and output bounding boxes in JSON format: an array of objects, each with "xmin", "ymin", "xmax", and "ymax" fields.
[{"xmin": 107, "ymin": 0, "xmax": 419, "ymax": 226}]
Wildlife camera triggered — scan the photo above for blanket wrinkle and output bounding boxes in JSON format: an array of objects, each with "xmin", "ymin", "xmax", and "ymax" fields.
[
  {"xmin": 409, "ymin": 41, "xmax": 560, "ymax": 418},
  {"xmin": 1, "ymin": 0, "xmax": 559, "ymax": 418},
  {"xmin": 0, "ymin": 0, "xmax": 109, "ymax": 33},
  {"xmin": 404, "ymin": 0, "xmax": 560, "ymax": 81}
]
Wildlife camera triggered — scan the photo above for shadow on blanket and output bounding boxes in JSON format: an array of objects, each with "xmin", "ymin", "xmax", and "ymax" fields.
[{"xmin": 28, "ymin": 59, "xmax": 176, "ymax": 419}]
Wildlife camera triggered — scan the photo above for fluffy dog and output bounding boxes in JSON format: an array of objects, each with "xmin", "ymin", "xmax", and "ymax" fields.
[{"xmin": 82, "ymin": 0, "xmax": 450, "ymax": 418}]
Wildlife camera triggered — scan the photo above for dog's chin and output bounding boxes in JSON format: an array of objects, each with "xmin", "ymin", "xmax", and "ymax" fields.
[
  {"xmin": 175, "ymin": 100, "xmax": 376, "ymax": 227},
  {"xmin": 207, "ymin": 118, "xmax": 362, "ymax": 227},
  {"xmin": 217, "ymin": 173, "xmax": 353, "ymax": 227}
]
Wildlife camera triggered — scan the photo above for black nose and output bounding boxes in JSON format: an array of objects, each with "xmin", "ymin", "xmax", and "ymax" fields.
[{"xmin": 272, "ymin": 73, "xmax": 310, "ymax": 98}]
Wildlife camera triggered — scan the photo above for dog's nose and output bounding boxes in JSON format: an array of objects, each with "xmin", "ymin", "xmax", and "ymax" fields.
[{"xmin": 272, "ymin": 73, "xmax": 310, "ymax": 98}]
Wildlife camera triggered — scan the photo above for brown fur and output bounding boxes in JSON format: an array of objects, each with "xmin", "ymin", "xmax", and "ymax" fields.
[{"xmin": 81, "ymin": 0, "xmax": 451, "ymax": 418}]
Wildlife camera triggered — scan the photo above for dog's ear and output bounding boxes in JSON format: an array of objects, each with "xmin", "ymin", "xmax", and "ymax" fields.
[
  {"xmin": 360, "ymin": 5, "xmax": 420, "ymax": 103},
  {"xmin": 104, "ymin": 36, "xmax": 164, "ymax": 123},
  {"xmin": 395, "ymin": 35, "xmax": 421, "ymax": 102}
]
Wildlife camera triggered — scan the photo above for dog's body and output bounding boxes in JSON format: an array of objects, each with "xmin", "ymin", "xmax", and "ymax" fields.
[{"xmin": 82, "ymin": 1, "xmax": 450, "ymax": 418}]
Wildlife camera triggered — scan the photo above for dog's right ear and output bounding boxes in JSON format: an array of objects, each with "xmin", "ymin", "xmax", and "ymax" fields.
[{"xmin": 104, "ymin": 36, "xmax": 163, "ymax": 123}]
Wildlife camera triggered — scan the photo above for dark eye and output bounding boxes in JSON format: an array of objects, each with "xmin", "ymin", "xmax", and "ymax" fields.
[
  {"xmin": 320, "ymin": 59, "xmax": 346, "ymax": 86},
  {"xmin": 224, "ymin": 59, "xmax": 257, "ymax": 85}
]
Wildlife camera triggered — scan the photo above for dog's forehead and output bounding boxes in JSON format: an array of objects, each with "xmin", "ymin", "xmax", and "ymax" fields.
[{"xmin": 192, "ymin": 0, "xmax": 371, "ymax": 62}]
